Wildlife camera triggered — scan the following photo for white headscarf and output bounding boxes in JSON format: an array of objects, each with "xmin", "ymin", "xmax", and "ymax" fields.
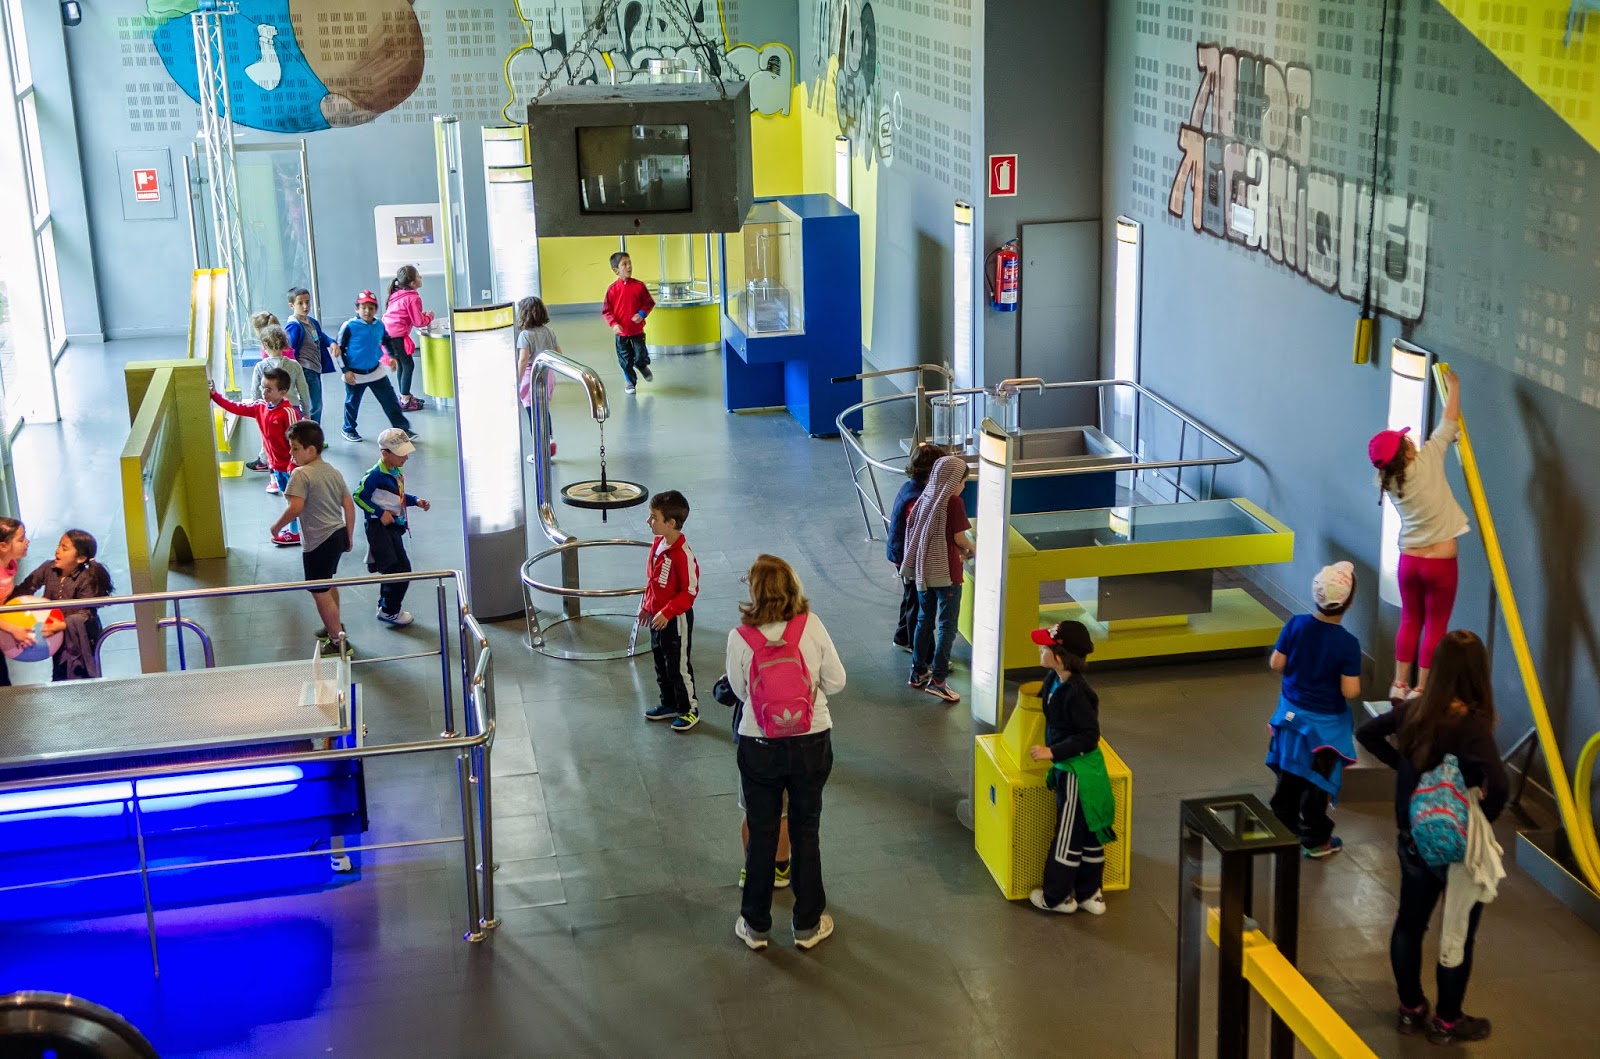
[{"xmin": 899, "ymin": 455, "xmax": 968, "ymax": 590}]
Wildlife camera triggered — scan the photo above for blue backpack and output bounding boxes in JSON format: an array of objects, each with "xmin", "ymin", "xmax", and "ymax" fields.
[{"xmin": 1410, "ymin": 753, "xmax": 1471, "ymax": 867}]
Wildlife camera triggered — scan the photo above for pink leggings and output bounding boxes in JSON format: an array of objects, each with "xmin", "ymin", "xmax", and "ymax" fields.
[{"xmin": 1395, "ymin": 554, "xmax": 1459, "ymax": 669}]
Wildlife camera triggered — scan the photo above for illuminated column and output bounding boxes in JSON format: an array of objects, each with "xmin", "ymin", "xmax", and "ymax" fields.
[
  {"xmin": 485, "ymin": 165, "xmax": 542, "ymax": 303},
  {"xmin": 1110, "ymin": 217, "xmax": 1143, "ymax": 453},
  {"xmin": 953, "ymin": 200, "xmax": 975, "ymax": 390},
  {"xmin": 1380, "ymin": 340, "xmax": 1433, "ymax": 606},
  {"xmin": 481, "ymin": 125, "xmax": 529, "ymax": 167},
  {"xmin": 434, "ymin": 115, "xmax": 474, "ymax": 310},
  {"xmin": 834, "ymin": 135, "xmax": 852, "ymax": 208},
  {"xmin": 451, "ymin": 303, "xmax": 527, "ymax": 620}
]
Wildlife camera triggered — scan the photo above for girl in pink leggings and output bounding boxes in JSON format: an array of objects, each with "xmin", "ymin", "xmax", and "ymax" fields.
[{"xmin": 1369, "ymin": 370, "xmax": 1469, "ymax": 699}]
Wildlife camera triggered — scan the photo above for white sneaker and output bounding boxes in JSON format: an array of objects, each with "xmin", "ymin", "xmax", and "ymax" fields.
[
  {"xmin": 1029, "ymin": 888, "xmax": 1077, "ymax": 914},
  {"xmin": 1078, "ymin": 890, "xmax": 1107, "ymax": 916},
  {"xmin": 376, "ymin": 609, "xmax": 414, "ymax": 627},
  {"xmin": 625, "ymin": 384, "xmax": 637, "ymax": 395},
  {"xmin": 793, "ymin": 913, "xmax": 834, "ymax": 950},
  {"xmin": 734, "ymin": 916, "xmax": 769, "ymax": 951},
  {"xmin": 1389, "ymin": 681, "xmax": 1410, "ymax": 702}
]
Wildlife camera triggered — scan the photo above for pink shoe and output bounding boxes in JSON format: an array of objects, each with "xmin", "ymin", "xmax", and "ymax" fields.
[{"xmin": 266, "ymin": 477, "xmax": 280, "ymax": 495}]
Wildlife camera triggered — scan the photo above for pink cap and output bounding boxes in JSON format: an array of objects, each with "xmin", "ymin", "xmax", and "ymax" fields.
[{"xmin": 1368, "ymin": 426, "xmax": 1411, "ymax": 467}]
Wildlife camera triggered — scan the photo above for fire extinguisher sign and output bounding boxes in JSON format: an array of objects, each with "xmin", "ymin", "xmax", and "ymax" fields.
[{"xmin": 988, "ymin": 154, "xmax": 1018, "ymax": 197}]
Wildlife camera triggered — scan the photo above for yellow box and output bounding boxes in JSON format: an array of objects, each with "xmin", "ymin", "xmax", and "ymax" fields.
[{"xmin": 974, "ymin": 733, "xmax": 1132, "ymax": 899}]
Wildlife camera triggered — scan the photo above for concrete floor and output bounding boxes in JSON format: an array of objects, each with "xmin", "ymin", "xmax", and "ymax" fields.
[{"xmin": 4, "ymin": 321, "xmax": 1599, "ymax": 1057}]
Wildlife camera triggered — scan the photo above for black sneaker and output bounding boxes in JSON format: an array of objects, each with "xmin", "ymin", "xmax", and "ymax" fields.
[
  {"xmin": 1396, "ymin": 1001, "xmax": 1430, "ymax": 1036},
  {"xmin": 405, "ymin": 429, "xmax": 421, "ymax": 441},
  {"xmin": 638, "ymin": 363, "xmax": 654, "ymax": 382},
  {"xmin": 644, "ymin": 704, "xmax": 683, "ymax": 722},
  {"xmin": 1427, "ymin": 1014, "xmax": 1491, "ymax": 1045},
  {"xmin": 892, "ymin": 638, "xmax": 911, "ymax": 652},
  {"xmin": 245, "ymin": 458, "xmax": 270, "ymax": 472},
  {"xmin": 341, "ymin": 429, "xmax": 363, "ymax": 443}
]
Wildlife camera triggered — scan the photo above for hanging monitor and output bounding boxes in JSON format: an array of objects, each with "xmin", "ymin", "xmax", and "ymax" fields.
[{"xmin": 527, "ymin": 82, "xmax": 751, "ymax": 236}]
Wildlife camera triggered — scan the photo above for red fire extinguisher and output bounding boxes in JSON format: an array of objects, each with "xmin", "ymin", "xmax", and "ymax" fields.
[{"xmin": 986, "ymin": 240, "xmax": 1020, "ymax": 312}]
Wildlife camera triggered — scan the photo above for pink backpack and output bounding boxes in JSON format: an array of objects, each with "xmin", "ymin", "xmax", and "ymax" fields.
[{"xmin": 737, "ymin": 615, "xmax": 816, "ymax": 738}]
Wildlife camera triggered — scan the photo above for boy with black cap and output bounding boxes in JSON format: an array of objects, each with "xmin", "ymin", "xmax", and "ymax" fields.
[
  {"xmin": 1027, "ymin": 619, "xmax": 1116, "ymax": 915},
  {"xmin": 1266, "ymin": 561, "xmax": 1363, "ymax": 859}
]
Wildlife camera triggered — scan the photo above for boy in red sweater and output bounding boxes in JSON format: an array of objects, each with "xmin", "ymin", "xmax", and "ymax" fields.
[
  {"xmin": 211, "ymin": 367, "xmax": 303, "ymax": 546},
  {"xmin": 601, "ymin": 251, "xmax": 656, "ymax": 395},
  {"xmin": 640, "ymin": 490, "xmax": 701, "ymax": 732}
]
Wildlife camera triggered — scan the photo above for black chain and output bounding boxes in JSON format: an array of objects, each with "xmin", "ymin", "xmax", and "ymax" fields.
[{"xmin": 533, "ymin": 0, "xmax": 621, "ymax": 101}]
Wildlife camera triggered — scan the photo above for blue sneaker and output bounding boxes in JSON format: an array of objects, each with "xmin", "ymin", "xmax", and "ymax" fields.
[
  {"xmin": 1304, "ymin": 836, "xmax": 1344, "ymax": 859},
  {"xmin": 670, "ymin": 708, "xmax": 700, "ymax": 733},
  {"xmin": 644, "ymin": 705, "xmax": 682, "ymax": 722}
]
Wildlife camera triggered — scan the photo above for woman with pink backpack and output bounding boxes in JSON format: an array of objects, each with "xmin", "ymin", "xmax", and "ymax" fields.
[{"xmin": 725, "ymin": 553, "xmax": 846, "ymax": 953}]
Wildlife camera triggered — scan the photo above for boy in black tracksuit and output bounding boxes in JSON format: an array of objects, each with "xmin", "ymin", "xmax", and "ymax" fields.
[{"xmin": 640, "ymin": 490, "xmax": 701, "ymax": 733}]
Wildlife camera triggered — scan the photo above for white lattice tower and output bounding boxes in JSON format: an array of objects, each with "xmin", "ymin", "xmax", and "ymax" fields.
[{"xmin": 191, "ymin": 1, "xmax": 251, "ymax": 371}]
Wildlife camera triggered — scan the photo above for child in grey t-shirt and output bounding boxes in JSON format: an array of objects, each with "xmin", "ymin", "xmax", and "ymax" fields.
[{"xmin": 272, "ymin": 420, "xmax": 356, "ymax": 656}]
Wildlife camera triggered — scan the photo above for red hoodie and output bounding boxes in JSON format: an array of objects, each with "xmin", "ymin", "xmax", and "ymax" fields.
[
  {"xmin": 382, "ymin": 287, "xmax": 434, "ymax": 355},
  {"xmin": 641, "ymin": 535, "xmax": 699, "ymax": 620},
  {"xmin": 210, "ymin": 391, "xmax": 301, "ymax": 472},
  {"xmin": 601, "ymin": 277, "xmax": 656, "ymax": 338}
]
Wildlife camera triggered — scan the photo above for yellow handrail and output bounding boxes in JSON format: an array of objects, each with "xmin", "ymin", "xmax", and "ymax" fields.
[{"xmin": 1438, "ymin": 362, "xmax": 1600, "ymax": 892}]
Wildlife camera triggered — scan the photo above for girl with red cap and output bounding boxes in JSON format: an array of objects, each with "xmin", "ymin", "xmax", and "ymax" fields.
[{"xmin": 1369, "ymin": 369, "xmax": 1468, "ymax": 699}]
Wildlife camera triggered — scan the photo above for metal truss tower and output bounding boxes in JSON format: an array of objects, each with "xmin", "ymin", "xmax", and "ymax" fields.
[{"xmin": 191, "ymin": 0, "xmax": 251, "ymax": 368}]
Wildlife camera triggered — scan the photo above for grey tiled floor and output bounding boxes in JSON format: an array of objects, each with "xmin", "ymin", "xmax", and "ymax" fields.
[{"xmin": 5, "ymin": 324, "xmax": 1600, "ymax": 1056}]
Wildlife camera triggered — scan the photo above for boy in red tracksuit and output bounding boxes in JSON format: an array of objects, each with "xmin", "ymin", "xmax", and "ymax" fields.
[
  {"xmin": 601, "ymin": 251, "xmax": 656, "ymax": 395},
  {"xmin": 211, "ymin": 367, "xmax": 304, "ymax": 546},
  {"xmin": 640, "ymin": 490, "xmax": 701, "ymax": 732}
]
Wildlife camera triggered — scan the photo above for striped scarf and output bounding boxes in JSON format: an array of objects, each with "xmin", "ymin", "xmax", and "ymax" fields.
[{"xmin": 899, "ymin": 455, "xmax": 968, "ymax": 590}]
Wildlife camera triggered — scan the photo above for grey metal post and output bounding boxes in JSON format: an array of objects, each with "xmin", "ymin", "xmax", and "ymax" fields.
[
  {"xmin": 130, "ymin": 795, "xmax": 161, "ymax": 977},
  {"xmin": 562, "ymin": 548, "xmax": 582, "ymax": 620},
  {"xmin": 1217, "ymin": 849, "xmax": 1250, "ymax": 1056},
  {"xmin": 456, "ymin": 745, "xmax": 485, "ymax": 941},
  {"xmin": 437, "ymin": 580, "xmax": 455, "ymax": 736},
  {"xmin": 173, "ymin": 598, "xmax": 188, "ymax": 670}
]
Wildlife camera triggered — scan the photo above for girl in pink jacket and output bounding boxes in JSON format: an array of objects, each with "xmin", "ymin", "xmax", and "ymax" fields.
[{"xmin": 382, "ymin": 264, "xmax": 433, "ymax": 412}]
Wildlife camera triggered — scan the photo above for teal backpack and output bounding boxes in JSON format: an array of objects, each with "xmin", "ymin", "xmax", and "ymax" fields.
[{"xmin": 1410, "ymin": 753, "xmax": 1471, "ymax": 867}]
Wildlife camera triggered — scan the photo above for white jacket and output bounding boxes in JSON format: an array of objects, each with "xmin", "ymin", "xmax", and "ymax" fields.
[
  {"xmin": 725, "ymin": 612, "xmax": 846, "ymax": 739},
  {"xmin": 1440, "ymin": 787, "xmax": 1504, "ymax": 968}
]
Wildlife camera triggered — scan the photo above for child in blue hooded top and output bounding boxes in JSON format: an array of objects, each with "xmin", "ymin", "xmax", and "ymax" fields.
[{"xmin": 1267, "ymin": 561, "xmax": 1362, "ymax": 859}]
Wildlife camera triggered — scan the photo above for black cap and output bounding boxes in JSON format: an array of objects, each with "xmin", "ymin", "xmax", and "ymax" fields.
[{"xmin": 1030, "ymin": 619, "xmax": 1094, "ymax": 658}]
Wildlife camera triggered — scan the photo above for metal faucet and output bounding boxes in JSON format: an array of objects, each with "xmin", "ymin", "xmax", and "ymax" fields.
[
  {"xmin": 831, "ymin": 363, "xmax": 958, "ymax": 445},
  {"xmin": 529, "ymin": 350, "xmax": 610, "ymax": 545}
]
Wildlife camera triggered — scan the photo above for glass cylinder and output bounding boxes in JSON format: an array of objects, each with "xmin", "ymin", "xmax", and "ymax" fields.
[
  {"xmin": 485, "ymin": 165, "xmax": 541, "ymax": 303},
  {"xmin": 930, "ymin": 394, "xmax": 970, "ymax": 450}
]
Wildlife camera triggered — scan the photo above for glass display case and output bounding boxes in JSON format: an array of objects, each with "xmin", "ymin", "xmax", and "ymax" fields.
[
  {"xmin": 732, "ymin": 200, "xmax": 804, "ymax": 335},
  {"xmin": 1010, "ymin": 499, "xmax": 1276, "ymax": 553}
]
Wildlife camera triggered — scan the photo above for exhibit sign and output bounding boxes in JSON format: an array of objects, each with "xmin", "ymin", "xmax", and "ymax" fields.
[{"xmin": 970, "ymin": 418, "xmax": 1014, "ymax": 727}]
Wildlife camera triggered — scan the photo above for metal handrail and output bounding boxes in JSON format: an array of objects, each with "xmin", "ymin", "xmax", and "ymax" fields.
[
  {"xmin": 520, "ymin": 539, "xmax": 651, "ymax": 598},
  {"xmin": 94, "ymin": 617, "xmax": 215, "ymax": 669}
]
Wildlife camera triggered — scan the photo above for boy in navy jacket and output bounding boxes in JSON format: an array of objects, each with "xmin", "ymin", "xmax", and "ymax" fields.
[
  {"xmin": 336, "ymin": 290, "xmax": 415, "ymax": 444},
  {"xmin": 356, "ymin": 428, "xmax": 431, "ymax": 627},
  {"xmin": 285, "ymin": 286, "xmax": 337, "ymax": 424}
]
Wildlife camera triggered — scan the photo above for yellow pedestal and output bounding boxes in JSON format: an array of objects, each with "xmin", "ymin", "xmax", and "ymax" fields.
[
  {"xmin": 648, "ymin": 302, "xmax": 720, "ymax": 354},
  {"xmin": 420, "ymin": 333, "xmax": 455, "ymax": 399}
]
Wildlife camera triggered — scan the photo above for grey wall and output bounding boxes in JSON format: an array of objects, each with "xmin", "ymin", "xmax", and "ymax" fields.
[{"xmin": 1103, "ymin": 1, "xmax": 1600, "ymax": 780}]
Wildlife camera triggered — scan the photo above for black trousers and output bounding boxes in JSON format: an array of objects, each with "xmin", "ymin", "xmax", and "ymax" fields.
[
  {"xmin": 343, "ymin": 373, "xmax": 411, "ymax": 435},
  {"xmin": 649, "ymin": 609, "xmax": 696, "ymax": 714},
  {"xmin": 1042, "ymin": 770, "xmax": 1105, "ymax": 906},
  {"xmin": 1269, "ymin": 767, "xmax": 1334, "ymax": 849},
  {"xmin": 382, "ymin": 334, "xmax": 417, "ymax": 397},
  {"xmin": 740, "ymin": 729, "xmax": 832, "ymax": 933},
  {"xmin": 1391, "ymin": 834, "xmax": 1484, "ymax": 1020},
  {"xmin": 614, "ymin": 333, "xmax": 649, "ymax": 385},
  {"xmin": 893, "ymin": 578, "xmax": 918, "ymax": 647},
  {"xmin": 365, "ymin": 520, "xmax": 412, "ymax": 615}
]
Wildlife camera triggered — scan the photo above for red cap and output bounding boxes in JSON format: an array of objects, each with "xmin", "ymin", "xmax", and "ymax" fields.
[
  {"xmin": 356, "ymin": 290, "xmax": 379, "ymax": 306},
  {"xmin": 1368, "ymin": 427, "xmax": 1410, "ymax": 467}
]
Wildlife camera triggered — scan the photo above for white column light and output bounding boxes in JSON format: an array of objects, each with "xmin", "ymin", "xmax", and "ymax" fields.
[
  {"xmin": 834, "ymin": 135, "xmax": 852, "ymax": 208},
  {"xmin": 1380, "ymin": 340, "xmax": 1432, "ymax": 607},
  {"xmin": 953, "ymin": 200, "xmax": 974, "ymax": 390}
]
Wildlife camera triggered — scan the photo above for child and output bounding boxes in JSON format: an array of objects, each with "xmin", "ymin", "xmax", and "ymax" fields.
[
  {"xmin": 356, "ymin": 427, "xmax": 431, "ymax": 628},
  {"xmin": 0, "ymin": 518, "xmax": 31, "ymax": 687},
  {"xmin": 1266, "ymin": 561, "xmax": 1362, "ymax": 859},
  {"xmin": 210, "ymin": 368, "xmax": 304, "ymax": 546},
  {"xmin": 1357, "ymin": 629, "xmax": 1505, "ymax": 1045},
  {"xmin": 601, "ymin": 251, "xmax": 655, "ymax": 394},
  {"xmin": 640, "ymin": 490, "xmax": 700, "ymax": 731},
  {"xmin": 271, "ymin": 421, "xmax": 357, "ymax": 656},
  {"xmin": 1370, "ymin": 368, "xmax": 1468, "ymax": 699},
  {"xmin": 285, "ymin": 286, "xmax": 339, "ymax": 426},
  {"xmin": 247, "ymin": 323, "xmax": 312, "ymax": 491},
  {"xmin": 1027, "ymin": 620, "xmax": 1113, "ymax": 916},
  {"xmin": 382, "ymin": 265, "xmax": 434, "ymax": 412},
  {"xmin": 711, "ymin": 674, "xmax": 793, "ymax": 892},
  {"xmin": 15, "ymin": 530, "xmax": 114, "ymax": 681},
  {"xmin": 515, "ymin": 295, "xmax": 561, "ymax": 461},
  {"xmin": 337, "ymin": 290, "xmax": 416, "ymax": 445},
  {"xmin": 900, "ymin": 454, "xmax": 974, "ymax": 702},
  {"xmin": 887, "ymin": 442, "xmax": 947, "ymax": 651}
]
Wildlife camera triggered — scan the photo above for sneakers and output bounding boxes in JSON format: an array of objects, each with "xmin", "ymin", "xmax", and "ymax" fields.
[
  {"xmin": 376, "ymin": 608, "xmax": 414, "ymax": 627},
  {"xmin": 908, "ymin": 670, "xmax": 930, "ymax": 689},
  {"xmin": 638, "ymin": 364, "xmax": 654, "ymax": 382},
  {"xmin": 624, "ymin": 383, "xmax": 637, "ymax": 395},
  {"xmin": 793, "ymin": 914, "xmax": 834, "ymax": 950},
  {"xmin": 1426, "ymin": 1014, "xmax": 1491, "ymax": 1045},
  {"xmin": 245, "ymin": 458, "xmax": 269, "ymax": 472},
  {"xmin": 405, "ymin": 429, "xmax": 421, "ymax": 442},
  {"xmin": 892, "ymin": 638, "xmax": 911, "ymax": 652},
  {"xmin": 670, "ymin": 708, "xmax": 700, "ymax": 733},
  {"xmin": 266, "ymin": 477, "xmax": 281, "ymax": 495},
  {"xmin": 1389, "ymin": 681, "xmax": 1410, "ymax": 702},
  {"xmin": 1304, "ymin": 836, "xmax": 1344, "ymax": 859},
  {"xmin": 739, "ymin": 866, "xmax": 746, "ymax": 887},
  {"xmin": 1396, "ymin": 1001, "xmax": 1430, "ymax": 1036},
  {"xmin": 549, "ymin": 441, "xmax": 557, "ymax": 457},
  {"xmin": 318, "ymin": 636, "xmax": 353, "ymax": 657},
  {"xmin": 925, "ymin": 680, "xmax": 960, "ymax": 704},
  {"xmin": 342, "ymin": 429, "xmax": 364, "ymax": 443},
  {"xmin": 774, "ymin": 861, "xmax": 791, "ymax": 889},
  {"xmin": 1078, "ymin": 889, "xmax": 1107, "ymax": 916},
  {"xmin": 271, "ymin": 530, "xmax": 300, "ymax": 547},
  {"xmin": 734, "ymin": 916, "xmax": 769, "ymax": 952},
  {"xmin": 644, "ymin": 704, "xmax": 683, "ymax": 722},
  {"xmin": 401, "ymin": 395, "xmax": 425, "ymax": 412},
  {"xmin": 1029, "ymin": 889, "xmax": 1077, "ymax": 914}
]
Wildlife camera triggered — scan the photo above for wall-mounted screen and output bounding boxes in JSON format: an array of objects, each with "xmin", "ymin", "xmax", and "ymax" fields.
[
  {"xmin": 395, "ymin": 216, "xmax": 435, "ymax": 245},
  {"xmin": 576, "ymin": 124, "xmax": 692, "ymax": 214}
]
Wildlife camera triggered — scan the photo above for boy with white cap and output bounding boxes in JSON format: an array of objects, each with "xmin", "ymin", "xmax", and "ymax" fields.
[
  {"xmin": 355, "ymin": 427, "xmax": 431, "ymax": 627},
  {"xmin": 1265, "ymin": 561, "xmax": 1363, "ymax": 859}
]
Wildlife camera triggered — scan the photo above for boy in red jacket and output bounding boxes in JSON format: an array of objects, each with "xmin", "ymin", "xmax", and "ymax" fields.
[
  {"xmin": 601, "ymin": 251, "xmax": 656, "ymax": 395},
  {"xmin": 211, "ymin": 367, "xmax": 304, "ymax": 546},
  {"xmin": 641, "ymin": 489, "xmax": 700, "ymax": 731}
]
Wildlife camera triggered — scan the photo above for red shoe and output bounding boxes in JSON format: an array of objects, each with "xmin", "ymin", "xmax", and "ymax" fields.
[
  {"xmin": 271, "ymin": 530, "xmax": 301, "ymax": 547},
  {"xmin": 549, "ymin": 441, "xmax": 557, "ymax": 457},
  {"xmin": 266, "ymin": 477, "xmax": 280, "ymax": 495}
]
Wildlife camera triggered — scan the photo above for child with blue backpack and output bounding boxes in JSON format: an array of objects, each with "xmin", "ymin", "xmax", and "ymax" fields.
[{"xmin": 1357, "ymin": 629, "xmax": 1506, "ymax": 1046}]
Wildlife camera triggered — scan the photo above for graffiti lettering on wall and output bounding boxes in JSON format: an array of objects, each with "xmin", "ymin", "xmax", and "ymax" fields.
[
  {"xmin": 809, "ymin": 0, "xmax": 890, "ymax": 167},
  {"xmin": 504, "ymin": 1, "xmax": 794, "ymax": 120},
  {"xmin": 1166, "ymin": 43, "xmax": 1431, "ymax": 322}
]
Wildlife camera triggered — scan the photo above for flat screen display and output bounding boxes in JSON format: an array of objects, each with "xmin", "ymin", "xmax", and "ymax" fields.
[
  {"xmin": 395, "ymin": 216, "xmax": 434, "ymax": 245},
  {"xmin": 576, "ymin": 124, "xmax": 692, "ymax": 214}
]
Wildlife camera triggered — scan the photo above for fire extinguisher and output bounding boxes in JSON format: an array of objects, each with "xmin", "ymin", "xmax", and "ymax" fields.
[{"xmin": 986, "ymin": 239, "xmax": 1020, "ymax": 312}]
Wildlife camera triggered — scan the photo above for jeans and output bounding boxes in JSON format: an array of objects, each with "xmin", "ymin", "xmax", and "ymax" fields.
[
  {"xmin": 365, "ymin": 520, "xmax": 412, "ymax": 615},
  {"xmin": 1390, "ymin": 834, "xmax": 1484, "ymax": 1020},
  {"xmin": 343, "ymin": 374, "xmax": 412, "ymax": 436},
  {"xmin": 1269, "ymin": 767, "xmax": 1333, "ymax": 848},
  {"xmin": 304, "ymin": 370, "xmax": 324, "ymax": 424},
  {"xmin": 383, "ymin": 334, "xmax": 417, "ymax": 397},
  {"xmin": 272, "ymin": 470, "xmax": 299, "ymax": 534},
  {"xmin": 739, "ymin": 729, "xmax": 832, "ymax": 933},
  {"xmin": 893, "ymin": 579, "xmax": 918, "ymax": 647},
  {"xmin": 614, "ymin": 333, "xmax": 649, "ymax": 385},
  {"xmin": 912, "ymin": 583, "xmax": 962, "ymax": 682}
]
